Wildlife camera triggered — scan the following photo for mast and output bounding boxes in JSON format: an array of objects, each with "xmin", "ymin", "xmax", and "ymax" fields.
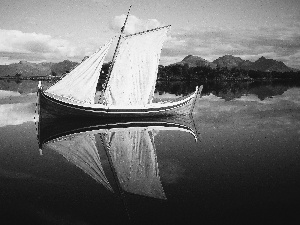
[{"xmin": 101, "ymin": 5, "xmax": 132, "ymax": 102}]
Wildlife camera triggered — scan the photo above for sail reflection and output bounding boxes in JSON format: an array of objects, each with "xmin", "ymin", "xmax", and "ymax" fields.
[
  {"xmin": 38, "ymin": 118, "xmax": 197, "ymax": 200},
  {"xmin": 103, "ymin": 127, "xmax": 166, "ymax": 199},
  {"xmin": 45, "ymin": 131, "xmax": 113, "ymax": 192}
]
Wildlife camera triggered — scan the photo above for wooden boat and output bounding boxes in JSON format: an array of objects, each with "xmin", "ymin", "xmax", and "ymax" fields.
[
  {"xmin": 38, "ymin": 117, "xmax": 199, "ymax": 199},
  {"xmin": 37, "ymin": 8, "xmax": 203, "ymax": 119}
]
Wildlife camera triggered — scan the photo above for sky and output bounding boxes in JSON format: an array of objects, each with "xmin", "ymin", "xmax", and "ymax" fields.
[{"xmin": 0, "ymin": 0, "xmax": 299, "ymax": 68}]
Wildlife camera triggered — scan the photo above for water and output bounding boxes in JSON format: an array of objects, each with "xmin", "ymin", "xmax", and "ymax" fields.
[{"xmin": 0, "ymin": 79, "xmax": 300, "ymax": 225}]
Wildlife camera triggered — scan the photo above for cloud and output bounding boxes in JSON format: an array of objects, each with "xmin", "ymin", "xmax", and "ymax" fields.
[
  {"xmin": 233, "ymin": 94, "xmax": 262, "ymax": 102},
  {"xmin": 0, "ymin": 29, "xmax": 84, "ymax": 63},
  {"xmin": 0, "ymin": 56, "xmax": 20, "ymax": 65},
  {"xmin": 109, "ymin": 14, "xmax": 162, "ymax": 34},
  {"xmin": 0, "ymin": 90, "xmax": 21, "ymax": 99},
  {"xmin": 90, "ymin": 0, "xmax": 110, "ymax": 3},
  {"xmin": 0, "ymin": 102, "xmax": 35, "ymax": 127},
  {"xmin": 89, "ymin": 0, "xmax": 113, "ymax": 8}
]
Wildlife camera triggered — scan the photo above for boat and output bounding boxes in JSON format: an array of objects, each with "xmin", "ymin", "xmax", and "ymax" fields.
[
  {"xmin": 37, "ymin": 8, "xmax": 203, "ymax": 119},
  {"xmin": 38, "ymin": 117, "xmax": 199, "ymax": 199}
]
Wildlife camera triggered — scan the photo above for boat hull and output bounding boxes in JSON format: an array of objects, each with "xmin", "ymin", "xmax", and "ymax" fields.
[{"xmin": 38, "ymin": 86, "xmax": 202, "ymax": 119}]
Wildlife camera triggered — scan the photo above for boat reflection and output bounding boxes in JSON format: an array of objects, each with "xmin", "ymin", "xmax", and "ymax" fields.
[
  {"xmin": 44, "ymin": 129, "xmax": 113, "ymax": 192},
  {"xmin": 102, "ymin": 126, "xmax": 167, "ymax": 199},
  {"xmin": 38, "ymin": 117, "xmax": 198, "ymax": 200}
]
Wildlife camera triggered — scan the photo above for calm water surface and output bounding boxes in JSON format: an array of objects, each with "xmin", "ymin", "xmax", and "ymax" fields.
[{"xmin": 0, "ymin": 80, "xmax": 300, "ymax": 225}]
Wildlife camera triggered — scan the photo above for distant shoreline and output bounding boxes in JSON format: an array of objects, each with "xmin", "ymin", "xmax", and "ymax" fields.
[
  {"xmin": 1, "ymin": 76, "xmax": 299, "ymax": 82},
  {"xmin": 0, "ymin": 76, "xmax": 59, "ymax": 81}
]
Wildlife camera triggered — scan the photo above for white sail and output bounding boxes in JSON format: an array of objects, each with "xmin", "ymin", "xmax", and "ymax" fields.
[
  {"xmin": 104, "ymin": 26, "xmax": 170, "ymax": 106},
  {"xmin": 106, "ymin": 127, "xmax": 166, "ymax": 199},
  {"xmin": 45, "ymin": 133, "xmax": 113, "ymax": 192},
  {"xmin": 46, "ymin": 39, "xmax": 113, "ymax": 104}
]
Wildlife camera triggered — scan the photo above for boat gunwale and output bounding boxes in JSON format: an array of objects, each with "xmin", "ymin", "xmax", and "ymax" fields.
[{"xmin": 40, "ymin": 86, "xmax": 199, "ymax": 114}]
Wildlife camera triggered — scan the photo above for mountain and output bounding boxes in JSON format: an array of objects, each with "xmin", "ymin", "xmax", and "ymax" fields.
[
  {"xmin": 1, "ymin": 54, "xmax": 296, "ymax": 78},
  {"xmin": 0, "ymin": 61, "xmax": 52, "ymax": 77},
  {"xmin": 172, "ymin": 55, "xmax": 216, "ymax": 68},
  {"xmin": 213, "ymin": 55, "xmax": 253, "ymax": 69},
  {"xmin": 174, "ymin": 55, "xmax": 295, "ymax": 72},
  {"xmin": 50, "ymin": 60, "xmax": 79, "ymax": 76},
  {"xmin": 248, "ymin": 56, "xmax": 292, "ymax": 72},
  {"xmin": 0, "ymin": 60, "xmax": 79, "ymax": 77},
  {"xmin": 213, "ymin": 55, "xmax": 294, "ymax": 72}
]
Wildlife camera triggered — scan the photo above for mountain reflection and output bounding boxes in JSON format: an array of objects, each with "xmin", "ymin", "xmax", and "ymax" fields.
[{"xmin": 39, "ymin": 118, "xmax": 197, "ymax": 200}]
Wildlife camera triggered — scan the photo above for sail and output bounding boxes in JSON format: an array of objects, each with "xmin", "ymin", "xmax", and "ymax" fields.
[
  {"xmin": 104, "ymin": 26, "xmax": 170, "ymax": 106},
  {"xmin": 46, "ymin": 39, "xmax": 113, "ymax": 104},
  {"xmin": 106, "ymin": 127, "xmax": 166, "ymax": 199},
  {"xmin": 45, "ymin": 133, "xmax": 113, "ymax": 192}
]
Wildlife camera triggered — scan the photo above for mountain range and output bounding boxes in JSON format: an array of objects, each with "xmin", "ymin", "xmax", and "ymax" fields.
[
  {"xmin": 0, "ymin": 60, "xmax": 79, "ymax": 77},
  {"xmin": 173, "ymin": 55, "xmax": 297, "ymax": 72},
  {"xmin": 0, "ymin": 55, "xmax": 297, "ymax": 77}
]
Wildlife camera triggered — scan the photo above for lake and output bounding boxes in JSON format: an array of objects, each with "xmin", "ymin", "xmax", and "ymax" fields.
[{"xmin": 0, "ymin": 79, "xmax": 300, "ymax": 225}]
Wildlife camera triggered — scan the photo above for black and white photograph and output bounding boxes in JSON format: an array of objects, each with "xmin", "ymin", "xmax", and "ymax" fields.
[{"xmin": 0, "ymin": 0, "xmax": 300, "ymax": 224}]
